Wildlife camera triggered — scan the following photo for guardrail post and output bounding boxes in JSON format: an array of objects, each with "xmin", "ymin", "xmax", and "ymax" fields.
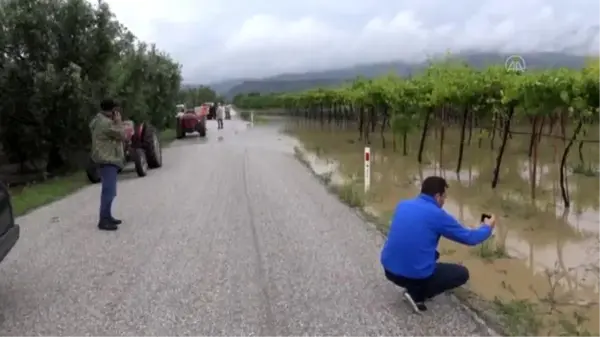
[{"xmin": 364, "ymin": 147, "xmax": 371, "ymax": 193}]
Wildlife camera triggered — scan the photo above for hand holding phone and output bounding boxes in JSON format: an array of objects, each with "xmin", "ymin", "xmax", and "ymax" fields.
[
  {"xmin": 481, "ymin": 213, "xmax": 496, "ymax": 228},
  {"xmin": 112, "ymin": 110, "xmax": 122, "ymax": 123}
]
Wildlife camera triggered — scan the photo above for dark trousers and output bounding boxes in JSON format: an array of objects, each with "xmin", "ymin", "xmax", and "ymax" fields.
[
  {"xmin": 385, "ymin": 263, "xmax": 469, "ymax": 302},
  {"xmin": 217, "ymin": 118, "xmax": 223, "ymax": 129},
  {"xmin": 99, "ymin": 164, "xmax": 119, "ymax": 220}
]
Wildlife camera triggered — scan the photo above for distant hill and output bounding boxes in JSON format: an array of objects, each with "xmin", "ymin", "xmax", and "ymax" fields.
[
  {"xmin": 203, "ymin": 52, "xmax": 591, "ymax": 99},
  {"xmin": 207, "ymin": 79, "xmax": 250, "ymax": 95}
]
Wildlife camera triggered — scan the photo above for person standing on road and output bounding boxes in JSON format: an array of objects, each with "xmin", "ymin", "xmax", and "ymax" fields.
[
  {"xmin": 89, "ymin": 99, "xmax": 127, "ymax": 231},
  {"xmin": 209, "ymin": 103, "xmax": 217, "ymax": 120},
  {"xmin": 216, "ymin": 103, "xmax": 225, "ymax": 129},
  {"xmin": 380, "ymin": 176, "xmax": 496, "ymax": 313}
]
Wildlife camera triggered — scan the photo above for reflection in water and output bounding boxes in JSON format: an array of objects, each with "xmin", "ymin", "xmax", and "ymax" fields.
[
  {"xmin": 291, "ymin": 126, "xmax": 600, "ymax": 335},
  {"xmin": 420, "ymin": 167, "xmax": 481, "ymax": 185}
]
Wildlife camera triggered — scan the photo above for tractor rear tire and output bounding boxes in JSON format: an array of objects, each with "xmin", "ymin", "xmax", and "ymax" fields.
[
  {"xmin": 133, "ymin": 148, "xmax": 148, "ymax": 177},
  {"xmin": 176, "ymin": 119, "xmax": 185, "ymax": 139},
  {"xmin": 196, "ymin": 121, "xmax": 206, "ymax": 138},
  {"xmin": 143, "ymin": 125, "xmax": 162, "ymax": 169},
  {"xmin": 86, "ymin": 159, "xmax": 101, "ymax": 183}
]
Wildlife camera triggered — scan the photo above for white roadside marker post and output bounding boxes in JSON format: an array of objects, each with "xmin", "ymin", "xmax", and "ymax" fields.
[
  {"xmin": 364, "ymin": 147, "xmax": 371, "ymax": 194},
  {"xmin": 250, "ymin": 111, "xmax": 254, "ymax": 127}
]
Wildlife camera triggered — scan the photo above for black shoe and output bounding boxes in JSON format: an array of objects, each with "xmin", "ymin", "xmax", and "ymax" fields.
[
  {"xmin": 109, "ymin": 217, "xmax": 122, "ymax": 225},
  {"xmin": 98, "ymin": 219, "xmax": 118, "ymax": 231}
]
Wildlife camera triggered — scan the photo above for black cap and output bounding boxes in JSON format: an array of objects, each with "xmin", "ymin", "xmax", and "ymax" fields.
[{"xmin": 100, "ymin": 99, "xmax": 119, "ymax": 111}]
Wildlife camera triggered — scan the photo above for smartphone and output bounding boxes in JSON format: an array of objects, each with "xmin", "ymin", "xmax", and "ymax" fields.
[{"xmin": 480, "ymin": 213, "xmax": 491, "ymax": 223}]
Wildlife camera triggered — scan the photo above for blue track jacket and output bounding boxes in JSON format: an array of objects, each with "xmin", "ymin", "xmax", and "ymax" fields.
[{"xmin": 381, "ymin": 194, "xmax": 492, "ymax": 279}]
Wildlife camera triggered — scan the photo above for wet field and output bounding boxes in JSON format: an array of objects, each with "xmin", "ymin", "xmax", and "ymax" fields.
[{"xmin": 286, "ymin": 120, "xmax": 600, "ymax": 336}]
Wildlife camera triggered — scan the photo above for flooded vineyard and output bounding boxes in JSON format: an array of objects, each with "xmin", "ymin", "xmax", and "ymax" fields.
[
  {"xmin": 237, "ymin": 59, "xmax": 599, "ymax": 335},
  {"xmin": 287, "ymin": 120, "xmax": 599, "ymax": 336}
]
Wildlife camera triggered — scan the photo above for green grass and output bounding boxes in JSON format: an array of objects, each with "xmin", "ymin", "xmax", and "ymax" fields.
[
  {"xmin": 330, "ymin": 182, "xmax": 365, "ymax": 208},
  {"xmin": 472, "ymin": 237, "xmax": 510, "ymax": 261},
  {"xmin": 160, "ymin": 128, "xmax": 177, "ymax": 145},
  {"xmin": 493, "ymin": 298, "xmax": 542, "ymax": 336},
  {"xmin": 10, "ymin": 173, "xmax": 88, "ymax": 216},
  {"xmin": 9, "ymin": 128, "xmax": 177, "ymax": 217}
]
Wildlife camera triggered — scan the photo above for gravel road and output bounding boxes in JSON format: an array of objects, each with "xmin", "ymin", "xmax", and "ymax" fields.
[{"xmin": 0, "ymin": 115, "xmax": 493, "ymax": 336}]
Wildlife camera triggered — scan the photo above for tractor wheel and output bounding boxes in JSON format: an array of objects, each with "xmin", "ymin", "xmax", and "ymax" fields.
[
  {"xmin": 133, "ymin": 148, "xmax": 148, "ymax": 177},
  {"xmin": 176, "ymin": 118, "xmax": 185, "ymax": 139},
  {"xmin": 142, "ymin": 125, "xmax": 162, "ymax": 169},
  {"xmin": 85, "ymin": 159, "xmax": 101, "ymax": 183},
  {"xmin": 196, "ymin": 121, "xmax": 206, "ymax": 138}
]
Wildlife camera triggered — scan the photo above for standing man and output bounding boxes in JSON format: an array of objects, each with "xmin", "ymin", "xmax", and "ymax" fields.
[
  {"xmin": 216, "ymin": 103, "xmax": 225, "ymax": 129},
  {"xmin": 89, "ymin": 99, "xmax": 126, "ymax": 231},
  {"xmin": 380, "ymin": 176, "xmax": 496, "ymax": 313}
]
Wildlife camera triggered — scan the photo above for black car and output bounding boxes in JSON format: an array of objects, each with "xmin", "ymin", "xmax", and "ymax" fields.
[{"xmin": 0, "ymin": 183, "xmax": 19, "ymax": 263}]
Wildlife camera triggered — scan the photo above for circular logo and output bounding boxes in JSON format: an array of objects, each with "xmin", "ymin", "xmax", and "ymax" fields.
[{"xmin": 505, "ymin": 55, "xmax": 526, "ymax": 73}]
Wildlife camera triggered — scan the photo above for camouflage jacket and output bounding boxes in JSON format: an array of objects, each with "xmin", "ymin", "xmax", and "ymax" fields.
[{"xmin": 89, "ymin": 112, "xmax": 126, "ymax": 168}]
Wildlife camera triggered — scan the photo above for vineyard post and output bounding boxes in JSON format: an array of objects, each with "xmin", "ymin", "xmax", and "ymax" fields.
[{"xmin": 364, "ymin": 147, "xmax": 371, "ymax": 193}]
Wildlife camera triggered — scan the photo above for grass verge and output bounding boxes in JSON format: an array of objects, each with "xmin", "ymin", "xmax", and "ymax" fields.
[
  {"xmin": 10, "ymin": 128, "xmax": 177, "ymax": 217},
  {"xmin": 10, "ymin": 173, "xmax": 88, "ymax": 216},
  {"xmin": 160, "ymin": 128, "xmax": 177, "ymax": 146}
]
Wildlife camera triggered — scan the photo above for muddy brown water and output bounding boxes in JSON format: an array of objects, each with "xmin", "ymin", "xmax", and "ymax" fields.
[{"xmin": 288, "ymin": 123, "xmax": 600, "ymax": 336}]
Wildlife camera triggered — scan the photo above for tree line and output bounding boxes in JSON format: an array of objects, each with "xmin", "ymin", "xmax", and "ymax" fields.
[
  {"xmin": 178, "ymin": 86, "xmax": 224, "ymax": 108},
  {"xmin": 233, "ymin": 57, "xmax": 600, "ymax": 208},
  {"xmin": 0, "ymin": 0, "xmax": 204, "ymax": 178},
  {"xmin": 233, "ymin": 92, "xmax": 281, "ymax": 110}
]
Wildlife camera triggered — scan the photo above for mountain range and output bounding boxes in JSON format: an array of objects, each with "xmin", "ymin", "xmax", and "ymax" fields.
[{"xmin": 191, "ymin": 52, "xmax": 593, "ymax": 99}]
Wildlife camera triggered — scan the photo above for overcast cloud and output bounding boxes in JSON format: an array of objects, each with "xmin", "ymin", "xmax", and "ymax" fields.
[{"xmin": 98, "ymin": 0, "xmax": 599, "ymax": 83}]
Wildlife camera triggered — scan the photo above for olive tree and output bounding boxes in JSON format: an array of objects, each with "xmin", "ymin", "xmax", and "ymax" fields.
[{"xmin": 0, "ymin": 0, "xmax": 183, "ymax": 175}]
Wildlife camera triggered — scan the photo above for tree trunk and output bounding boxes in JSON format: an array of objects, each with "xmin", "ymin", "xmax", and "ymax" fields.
[
  {"xmin": 560, "ymin": 119, "xmax": 584, "ymax": 208},
  {"xmin": 492, "ymin": 105, "xmax": 515, "ymax": 188},
  {"xmin": 417, "ymin": 108, "xmax": 432, "ymax": 163}
]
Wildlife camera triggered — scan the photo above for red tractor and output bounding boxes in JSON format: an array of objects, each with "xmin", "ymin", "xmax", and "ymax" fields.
[
  {"xmin": 85, "ymin": 120, "xmax": 162, "ymax": 183},
  {"xmin": 175, "ymin": 105, "xmax": 207, "ymax": 139}
]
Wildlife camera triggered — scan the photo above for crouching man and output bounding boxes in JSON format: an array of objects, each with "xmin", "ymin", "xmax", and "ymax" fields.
[
  {"xmin": 89, "ymin": 99, "xmax": 127, "ymax": 231},
  {"xmin": 380, "ymin": 176, "xmax": 496, "ymax": 313}
]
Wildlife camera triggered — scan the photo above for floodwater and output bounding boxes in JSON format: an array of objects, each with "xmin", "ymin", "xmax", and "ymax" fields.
[{"xmin": 288, "ymin": 123, "xmax": 600, "ymax": 336}]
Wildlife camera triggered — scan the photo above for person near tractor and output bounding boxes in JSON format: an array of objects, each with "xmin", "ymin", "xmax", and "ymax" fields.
[
  {"xmin": 380, "ymin": 176, "xmax": 496, "ymax": 313},
  {"xmin": 216, "ymin": 103, "xmax": 225, "ymax": 129},
  {"xmin": 89, "ymin": 99, "xmax": 127, "ymax": 231},
  {"xmin": 209, "ymin": 103, "xmax": 217, "ymax": 120}
]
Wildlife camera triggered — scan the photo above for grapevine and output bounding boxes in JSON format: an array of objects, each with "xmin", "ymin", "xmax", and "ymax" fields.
[{"xmin": 233, "ymin": 56, "xmax": 600, "ymax": 208}]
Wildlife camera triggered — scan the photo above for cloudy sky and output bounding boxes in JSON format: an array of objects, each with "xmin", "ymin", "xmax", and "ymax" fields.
[{"xmin": 100, "ymin": 0, "xmax": 599, "ymax": 83}]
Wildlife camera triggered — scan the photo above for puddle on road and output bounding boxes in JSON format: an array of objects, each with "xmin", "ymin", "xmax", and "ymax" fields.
[{"xmin": 290, "ymin": 125, "xmax": 600, "ymax": 336}]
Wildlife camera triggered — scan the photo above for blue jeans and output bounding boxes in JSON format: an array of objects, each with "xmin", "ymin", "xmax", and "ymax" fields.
[
  {"xmin": 99, "ymin": 164, "xmax": 119, "ymax": 220},
  {"xmin": 385, "ymin": 263, "xmax": 470, "ymax": 302}
]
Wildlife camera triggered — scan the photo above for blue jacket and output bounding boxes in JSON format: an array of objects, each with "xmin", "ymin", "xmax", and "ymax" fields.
[{"xmin": 380, "ymin": 194, "xmax": 492, "ymax": 279}]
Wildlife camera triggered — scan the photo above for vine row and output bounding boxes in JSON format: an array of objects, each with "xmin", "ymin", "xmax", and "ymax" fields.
[{"xmin": 233, "ymin": 57, "xmax": 600, "ymax": 207}]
